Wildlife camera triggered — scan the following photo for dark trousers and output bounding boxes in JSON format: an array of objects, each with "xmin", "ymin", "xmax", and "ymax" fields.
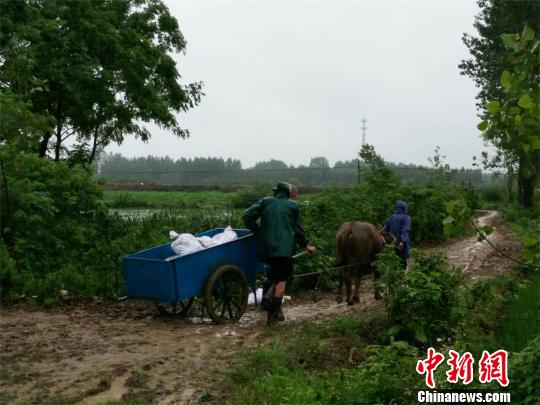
[
  {"xmin": 262, "ymin": 257, "xmax": 293, "ymax": 301},
  {"xmin": 395, "ymin": 249, "xmax": 407, "ymax": 269},
  {"xmin": 266, "ymin": 257, "xmax": 293, "ymax": 283}
]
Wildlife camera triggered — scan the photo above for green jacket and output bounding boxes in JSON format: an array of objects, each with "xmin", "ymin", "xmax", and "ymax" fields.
[{"xmin": 242, "ymin": 191, "xmax": 309, "ymax": 260}]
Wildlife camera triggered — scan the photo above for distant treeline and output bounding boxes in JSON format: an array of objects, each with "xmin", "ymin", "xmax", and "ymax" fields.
[{"xmin": 96, "ymin": 153, "xmax": 506, "ymax": 188}]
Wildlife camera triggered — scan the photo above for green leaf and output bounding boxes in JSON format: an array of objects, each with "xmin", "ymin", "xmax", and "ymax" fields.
[
  {"xmin": 414, "ymin": 327, "xmax": 427, "ymax": 343},
  {"xmin": 501, "ymin": 34, "xmax": 516, "ymax": 48},
  {"xmin": 523, "ymin": 251, "xmax": 537, "ymax": 262},
  {"xmin": 514, "ymin": 115, "xmax": 523, "ymax": 125},
  {"xmin": 530, "ymin": 138, "xmax": 540, "ymax": 151},
  {"xmin": 523, "ymin": 237, "xmax": 538, "ymax": 247},
  {"xmin": 442, "ymin": 216, "xmax": 454, "ymax": 225},
  {"xmin": 477, "ymin": 121, "xmax": 488, "ymax": 131},
  {"xmin": 487, "ymin": 101, "xmax": 500, "ymax": 113},
  {"xmin": 518, "ymin": 93, "xmax": 533, "ymax": 109},
  {"xmin": 481, "ymin": 225, "xmax": 494, "ymax": 235},
  {"xmin": 522, "ymin": 26, "xmax": 535, "ymax": 42},
  {"xmin": 501, "ymin": 71, "xmax": 513, "ymax": 88}
]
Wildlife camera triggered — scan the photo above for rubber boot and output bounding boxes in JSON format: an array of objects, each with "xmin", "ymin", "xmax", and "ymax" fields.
[
  {"xmin": 276, "ymin": 305, "xmax": 285, "ymax": 322},
  {"xmin": 266, "ymin": 297, "xmax": 283, "ymax": 326},
  {"xmin": 261, "ymin": 281, "xmax": 274, "ymax": 311}
]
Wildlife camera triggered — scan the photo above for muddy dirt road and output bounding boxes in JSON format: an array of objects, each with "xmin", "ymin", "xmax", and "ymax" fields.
[{"xmin": 0, "ymin": 211, "xmax": 521, "ymax": 404}]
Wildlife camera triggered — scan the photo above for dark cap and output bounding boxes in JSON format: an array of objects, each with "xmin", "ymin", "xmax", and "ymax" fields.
[{"xmin": 272, "ymin": 181, "xmax": 292, "ymax": 197}]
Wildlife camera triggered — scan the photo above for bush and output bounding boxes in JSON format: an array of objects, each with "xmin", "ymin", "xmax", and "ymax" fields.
[
  {"xmin": 230, "ymin": 186, "xmax": 267, "ymax": 209},
  {"xmin": 0, "ymin": 242, "xmax": 19, "ymax": 301},
  {"xmin": 509, "ymin": 335, "xmax": 540, "ymax": 404},
  {"xmin": 376, "ymin": 248, "xmax": 464, "ymax": 346},
  {"xmin": 481, "ymin": 185, "xmax": 507, "ymax": 204},
  {"xmin": 452, "ymin": 276, "xmax": 516, "ymax": 355},
  {"xmin": 232, "ymin": 339, "xmax": 421, "ymax": 404},
  {"xmin": 0, "ymin": 150, "xmax": 108, "ymax": 300}
]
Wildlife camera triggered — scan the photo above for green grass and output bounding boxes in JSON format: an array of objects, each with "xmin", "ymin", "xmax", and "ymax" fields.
[
  {"xmin": 498, "ymin": 275, "xmax": 540, "ymax": 352},
  {"xmin": 104, "ymin": 189, "xmax": 320, "ymax": 210},
  {"xmin": 226, "ymin": 316, "xmax": 422, "ymax": 404},
  {"xmin": 104, "ymin": 190, "xmax": 236, "ymax": 209}
]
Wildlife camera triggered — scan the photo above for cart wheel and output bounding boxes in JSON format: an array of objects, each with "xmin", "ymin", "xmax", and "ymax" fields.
[
  {"xmin": 205, "ymin": 265, "xmax": 249, "ymax": 324},
  {"xmin": 156, "ymin": 298, "xmax": 194, "ymax": 317}
]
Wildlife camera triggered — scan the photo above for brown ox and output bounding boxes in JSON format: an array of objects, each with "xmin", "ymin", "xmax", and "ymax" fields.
[{"xmin": 335, "ymin": 221, "xmax": 391, "ymax": 305}]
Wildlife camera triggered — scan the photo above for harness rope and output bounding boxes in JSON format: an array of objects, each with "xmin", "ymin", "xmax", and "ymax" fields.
[
  {"xmin": 468, "ymin": 217, "xmax": 540, "ymax": 270},
  {"xmin": 294, "ymin": 234, "xmax": 392, "ymax": 279}
]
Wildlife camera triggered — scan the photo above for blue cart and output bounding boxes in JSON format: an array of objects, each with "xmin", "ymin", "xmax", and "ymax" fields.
[{"xmin": 123, "ymin": 228, "xmax": 268, "ymax": 324}]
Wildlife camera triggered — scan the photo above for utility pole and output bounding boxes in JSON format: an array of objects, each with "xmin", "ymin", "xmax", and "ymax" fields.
[
  {"xmin": 361, "ymin": 118, "xmax": 367, "ymax": 145},
  {"xmin": 358, "ymin": 118, "xmax": 368, "ymax": 184}
]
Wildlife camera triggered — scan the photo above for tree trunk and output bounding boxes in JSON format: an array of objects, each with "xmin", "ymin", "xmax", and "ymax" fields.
[
  {"xmin": 0, "ymin": 154, "xmax": 15, "ymax": 247},
  {"xmin": 38, "ymin": 132, "xmax": 52, "ymax": 157},
  {"xmin": 518, "ymin": 154, "xmax": 538, "ymax": 208},
  {"xmin": 520, "ymin": 175, "xmax": 536, "ymax": 208},
  {"xmin": 506, "ymin": 164, "xmax": 515, "ymax": 203},
  {"xmin": 54, "ymin": 123, "xmax": 62, "ymax": 162},
  {"xmin": 88, "ymin": 126, "xmax": 100, "ymax": 164}
]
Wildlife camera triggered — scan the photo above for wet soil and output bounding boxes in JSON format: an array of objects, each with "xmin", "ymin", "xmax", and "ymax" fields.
[
  {"xmin": 422, "ymin": 210, "xmax": 522, "ymax": 279},
  {"xmin": 0, "ymin": 211, "xmax": 521, "ymax": 404}
]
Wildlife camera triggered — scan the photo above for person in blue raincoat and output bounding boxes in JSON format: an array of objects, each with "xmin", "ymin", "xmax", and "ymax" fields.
[{"xmin": 383, "ymin": 200, "xmax": 411, "ymax": 269}]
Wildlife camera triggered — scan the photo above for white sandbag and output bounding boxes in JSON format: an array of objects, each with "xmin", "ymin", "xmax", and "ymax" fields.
[
  {"xmin": 168, "ymin": 226, "xmax": 238, "ymax": 258},
  {"xmin": 171, "ymin": 233, "xmax": 205, "ymax": 256},
  {"xmin": 197, "ymin": 235, "xmax": 216, "ymax": 248},
  {"xmin": 248, "ymin": 288, "xmax": 263, "ymax": 305},
  {"xmin": 211, "ymin": 226, "xmax": 238, "ymax": 245},
  {"xmin": 248, "ymin": 288, "xmax": 291, "ymax": 305},
  {"xmin": 197, "ymin": 226, "xmax": 238, "ymax": 248}
]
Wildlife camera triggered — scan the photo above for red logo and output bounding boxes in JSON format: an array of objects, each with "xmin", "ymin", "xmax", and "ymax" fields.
[
  {"xmin": 446, "ymin": 350, "xmax": 474, "ymax": 385},
  {"xmin": 417, "ymin": 348, "xmax": 509, "ymax": 388},
  {"xmin": 416, "ymin": 348, "xmax": 445, "ymax": 389},
  {"xmin": 479, "ymin": 350, "xmax": 509, "ymax": 387}
]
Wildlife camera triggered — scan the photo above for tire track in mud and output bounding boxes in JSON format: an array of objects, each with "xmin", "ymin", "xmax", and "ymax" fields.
[{"xmin": 0, "ymin": 211, "xmax": 521, "ymax": 404}]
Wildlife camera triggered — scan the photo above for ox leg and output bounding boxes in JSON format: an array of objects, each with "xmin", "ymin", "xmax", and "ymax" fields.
[
  {"xmin": 372, "ymin": 263, "xmax": 382, "ymax": 300},
  {"xmin": 336, "ymin": 270, "xmax": 344, "ymax": 304},
  {"xmin": 345, "ymin": 270, "xmax": 354, "ymax": 305},
  {"xmin": 353, "ymin": 271, "xmax": 361, "ymax": 304}
]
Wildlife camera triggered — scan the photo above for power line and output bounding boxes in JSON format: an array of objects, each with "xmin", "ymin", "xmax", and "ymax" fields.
[{"xmin": 100, "ymin": 166, "xmax": 486, "ymax": 175}]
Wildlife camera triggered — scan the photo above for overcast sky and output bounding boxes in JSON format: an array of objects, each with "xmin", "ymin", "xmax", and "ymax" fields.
[{"xmin": 106, "ymin": 0, "xmax": 487, "ymax": 169}]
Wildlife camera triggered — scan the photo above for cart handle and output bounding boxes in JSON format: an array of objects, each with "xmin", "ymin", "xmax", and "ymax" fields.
[{"xmin": 293, "ymin": 250, "xmax": 310, "ymax": 260}]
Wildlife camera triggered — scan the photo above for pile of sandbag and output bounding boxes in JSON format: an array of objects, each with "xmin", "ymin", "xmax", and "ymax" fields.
[{"xmin": 169, "ymin": 226, "xmax": 238, "ymax": 257}]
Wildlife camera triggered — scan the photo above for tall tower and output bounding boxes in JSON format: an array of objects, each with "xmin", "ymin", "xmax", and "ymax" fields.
[{"xmin": 361, "ymin": 118, "xmax": 368, "ymax": 145}]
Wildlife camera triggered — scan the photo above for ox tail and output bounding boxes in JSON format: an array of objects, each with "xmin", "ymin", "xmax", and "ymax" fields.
[{"xmin": 336, "ymin": 224, "xmax": 353, "ymax": 266}]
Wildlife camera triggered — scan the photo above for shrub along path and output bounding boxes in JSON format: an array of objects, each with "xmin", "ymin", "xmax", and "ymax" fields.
[{"xmin": 0, "ymin": 211, "xmax": 521, "ymax": 404}]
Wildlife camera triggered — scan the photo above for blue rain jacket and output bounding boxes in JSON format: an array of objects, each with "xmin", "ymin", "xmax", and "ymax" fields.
[{"xmin": 384, "ymin": 200, "xmax": 412, "ymax": 258}]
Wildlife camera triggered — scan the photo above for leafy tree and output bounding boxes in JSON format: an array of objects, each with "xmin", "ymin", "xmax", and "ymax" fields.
[
  {"xmin": 0, "ymin": 146, "xmax": 108, "ymax": 298},
  {"xmin": 459, "ymin": 0, "xmax": 539, "ymax": 110},
  {"xmin": 427, "ymin": 146, "xmax": 456, "ymax": 187},
  {"xmin": 0, "ymin": 90, "xmax": 51, "ymax": 151},
  {"xmin": 477, "ymin": 26, "xmax": 540, "ymax": 207},
  {"xmin": 308, "ymin": 156, "xmax": 329, "ymax": 168},
  {"xmin": 359, "ymin": 144, "xmax": 399, "ymax": 188},
  {"xmin": 460, "ymin": 0, "xmax": 539, "ymax": 207},
  {"xmin": 0, "ymin": 0, "xmax": 202, "ymax": 163},
  {"xmin": 252, "ymin": 159, "xmax": 289, "ymax": 171}
]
